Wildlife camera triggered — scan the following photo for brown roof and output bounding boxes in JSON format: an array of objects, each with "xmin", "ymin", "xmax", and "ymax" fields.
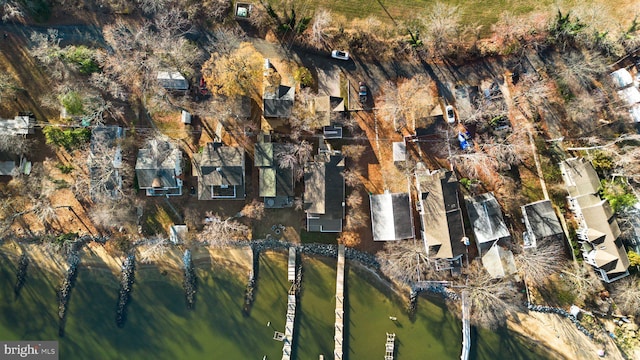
[{"xmin": 415, "ymin": 168, "xmax": 466, "ymax": 259}]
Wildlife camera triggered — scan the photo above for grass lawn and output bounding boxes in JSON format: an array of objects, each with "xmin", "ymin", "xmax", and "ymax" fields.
[{"xmin": 270, "ymin": 0, "xmax": 557, "ymax": 31}]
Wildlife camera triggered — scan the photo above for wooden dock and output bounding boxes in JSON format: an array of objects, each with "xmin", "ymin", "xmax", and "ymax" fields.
[
  {"xmin": 282, "ymin": 247, "xmax": 297, "ymax": 360},
  {"xmin": 460, "ymin": 290, "xmax": 470, "ymax": 360},
  {"xmin": 385, "ymin": 333, "xmax": 395, "ymax": 360},
  {"xmin": 334, "ymin": 244, "xmax": 345, "ymax": 360}
]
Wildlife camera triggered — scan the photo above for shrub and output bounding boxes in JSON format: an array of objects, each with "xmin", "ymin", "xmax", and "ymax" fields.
[
  {"xmin": 43, "ymin": 127, "xmax": 91, "ymax": 151},
  {"xmin": 600, "ymin": 179, "xmax": 636, "ymax": 213},
  {"xmin": 293, "ymin": 67, "xmax": 313, "ymax": 87},
  {"xmin": 63, "ymin": 46, "xmax": 100, "ymax": 75},
  {"xmin": 628, "ymin": 250, "xmax": 640, "ymax": 267},
  {"xmin": 59, "ymin": 91, "xmax": 84, "ymax": 116},
  {"xmin": 56, "ymin": 163, "xmax": 74, "ymax": 174}
]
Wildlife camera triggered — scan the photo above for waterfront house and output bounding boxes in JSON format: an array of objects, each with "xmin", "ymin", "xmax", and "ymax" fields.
[
  {"xmin": 254, "ymin": 138, "xmax": 294, "ymax": 208},
  {"xmin": 370, "ymin": 191, "xmax": 414, "ymax": 241},
  {"xmin": 465, "ymin": 192, "xmax": 511, "ymax": 255},
  {"xmin": 521, "ymin": 200, "xmax": 564, "ymax": 249},
  {"xmin": 135, "ymin": 140, "xmax": 183, "ymax": 196},
  {"xmin": 560, "ymin": 157, "xmax": 629, "ymax": 283},
  {"xmin": 192, "ymin": 142, "xmax": 245, "ymax": 200},
  {"xmin": 415, "ymin": 165, "xmax": 467, "ymax": 270},
  {"xmin": 303, "ymin": 148, "xmax": 345, "ymax": 232}
]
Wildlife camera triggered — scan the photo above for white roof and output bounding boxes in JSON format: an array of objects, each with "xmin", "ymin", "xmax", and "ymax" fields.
[
  {"xmin": 611, "ymin": 69, "xmax": 633, "ymax": 89},
  {"xmin": 617, "ymin": 87, "xmax": 640, "ymax": 105},
  {"xmin": 392, "ymin": 142, "xmax": 406, "ymax": 162},
  {"xmin": 630, "ymin": 104, "xmax": 640, "ymax": 123}
]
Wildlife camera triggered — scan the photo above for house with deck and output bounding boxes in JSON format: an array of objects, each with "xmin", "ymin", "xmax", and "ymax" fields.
[
  {"xmin": 521, "ymin": 200, "xmax": 564, "ymax": 249},
  {"xmin": 465, "ymin": 192, "xmax": 511, "ymax": 255},
  {"xmin": 415, "ymin": 165, "xmax": 467, "ymax": 270},
  {"xmin": 192, "ymin": 142, "xmax": 245, "ymax": 200},
  {"xmin": 560, "ymin": 157, "xmax": 629, "ymax": 283},
  {"xmin": 303, "ymin": 147, "xmax": 345, "ymax": 232},
  {"xmin": 135, "ymin": 140, "xmax": 183, "ymax": 196},
  {"xmin": 370, "ymin": 191, "xmax": 414, "ymax": 241}
]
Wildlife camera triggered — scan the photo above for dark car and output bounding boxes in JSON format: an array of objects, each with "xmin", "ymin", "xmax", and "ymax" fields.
[{"xmin": 359, "ymin": 82, "xmax": 367, "ymax": 103}]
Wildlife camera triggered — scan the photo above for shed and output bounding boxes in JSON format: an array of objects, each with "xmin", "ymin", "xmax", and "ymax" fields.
[
  {"xmin": 393, "ymin": 142, "xmax": 406, "ymax": 162},
  {"xmin": 169, "ymin": 224, "xmax": 188, "ymax": 244},
  {"xmin": 181, "ymin": 110, "xmax": 192, "ymax": 124},
  {"xmin": 157, "ymin": 71, "xmax": 189, "ymax": 91}
]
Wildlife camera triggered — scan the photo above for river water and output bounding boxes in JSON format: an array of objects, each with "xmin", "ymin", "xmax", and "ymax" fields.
[{"xmin": 0, "ymin": 250, "xmax": 549, "ymax": 359}]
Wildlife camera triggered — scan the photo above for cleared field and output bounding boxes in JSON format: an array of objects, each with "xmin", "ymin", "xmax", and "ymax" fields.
[{"xmin": 272, "ymin": 0, "xmax": 638, "ymax": 34}]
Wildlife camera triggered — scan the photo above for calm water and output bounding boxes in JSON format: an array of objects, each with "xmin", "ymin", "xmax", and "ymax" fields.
[{"xmin": 0, "ymin": 250, "xmax": 549, "ymax": 359}]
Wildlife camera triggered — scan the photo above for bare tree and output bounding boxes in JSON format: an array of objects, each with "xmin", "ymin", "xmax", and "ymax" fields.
[
  {"xmin": 514, "ymin": 241, "xmax": 566, "ymax": 288},
  {"xmin": 137, "ymin": 237, "xmax": 170, "ymax": 263},
  {"xmin": 1, "ymin": 1, "xmax": 24, "ymax": 22},
  {"xmin": 465, "ymin": 261, "xmax": 522, "ymax": 329},
  {"xmin": 343, "ymin": 169, "xmax": 362, "ymax": 188},
  {"xmin": 0, "ymin": 136, "xmax": 33, "ymax": 156},
  {"xmin": 198, "ymin": 212, "xmax": 250, "ymax": 246},
  {"xmin": 377, "ymin": 239, "xmax": 435, "ymax": 284},
  {"xmin": 201, "ymin": 42, "xmax": 263, "ymax": 98},
  {"xmin": 346, "ymin": 191, "xmax": 363, "ymax": 208},
  {"xmin": 610, "ymin": 275, "xmax": 640, "ymax": 317},
  {"xmin": 560, "ymin": 263, "xmax": 604, "ymax": 303},
  {"xmin": 310, "ymin": 8, "xmax": 332, "ymax": 46},
  {"xmin": 239, "ymin": 199, "xmax": 265, "ymax": 220},
  {"xmin": 421, "ymin": 2, "xmax": 461, "ymax": 55}
]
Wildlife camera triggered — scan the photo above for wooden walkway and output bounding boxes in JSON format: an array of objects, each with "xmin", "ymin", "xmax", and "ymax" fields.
[
  {"xmin": 282, "ymin": 247, "xmax": 297, "ymax": 360},
  {"xmin": 334, "ymin": 244, "xmax": 345, "ymax": 360},
  {"xmin": 460, "ymin": 290, "xmax": 470, "ymax": 360},
  {"xmin": 385, "ymin": 333, "xmax": 396, "ymax": 360}
]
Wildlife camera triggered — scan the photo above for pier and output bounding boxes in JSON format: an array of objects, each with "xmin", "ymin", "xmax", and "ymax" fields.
[
  {"xmin": 385, "ymin": 333, "xmax": 395, "ymax": 360},
  {"xmin": 281, "ymin": 247, "xmax": 298, "ymax": 360},
  {"xmin": 460, "ymin": 290, "xmax": 470, "ymax": 360},
  {"xmin": 334, "ymin": 244, "xmax": 345, "ymax": 360}
]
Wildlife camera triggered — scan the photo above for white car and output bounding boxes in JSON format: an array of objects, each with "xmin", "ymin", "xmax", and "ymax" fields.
[
  {"xmin": 445, "ymin": 105, "xmax": 456, "ymax": 124},
  {"xmin": 331, "ymin": 50, "xmax": 349, "ymax": 61}
]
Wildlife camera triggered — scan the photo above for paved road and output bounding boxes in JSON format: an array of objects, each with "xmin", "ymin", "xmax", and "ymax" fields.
[{"xmin": 0, "ymin": 22, "xmax": 105, "ymax": 47}]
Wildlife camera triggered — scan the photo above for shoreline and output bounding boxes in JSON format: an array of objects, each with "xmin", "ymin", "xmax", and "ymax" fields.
[{"xmin": 0, "ymin": 240, "xmax": 618, "ymax": 360}]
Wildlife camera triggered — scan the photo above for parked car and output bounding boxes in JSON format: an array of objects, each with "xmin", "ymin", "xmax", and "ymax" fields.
[
  {"xmin": 458, "ymin": 131, "xmax": 472, "ymax": 150},
  {"xmin": 358, "ymin": 82, "xmax": 367, "ymax": 103},
  {"xmin": 331, "ymin": 50, "xmax": 349, "ymax": 61},
  {"xmin": 445, "ymin": 105, "xmax": 456, "ymax": 124}
]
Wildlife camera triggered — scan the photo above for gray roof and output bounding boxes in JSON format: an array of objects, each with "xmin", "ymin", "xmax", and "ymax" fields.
[
  {"xmin": 135, "ymin": 141, "xmax": 181, "ymax": 189},
  {"xmin": 465, "ymin": 193, "xmax": 510, "ymax": 252},
  {"xmin": 415, "ymin": 169, "xmax": 466, "ymax": 259},
  {"xmin": 193, "ymin": 143, "xmax": 245, "ymax": 200},
  {"xmin": 157, "ymin": 71, "xmax": 188, "ymax": 90},
  {"xmin": 263, "ymin": 85, "xmax": 295, "ymax": 118},
  {"xmin": 194, "ymin": 143, "xmax": 244, "ymax": 186},
  {"xmin": 0, "ymin": 160, "xmax": 16, "ymax": 175},
  {"xmin": 370, "ymin": 192, "xmax": 414, "ymax": 241},
  {"xmin": 0, "ymin": 115, "xmax": 35, "ymax": 136},
  {"xmin": 560, "ymin": 157, "xmax": 601, "ymax": 198},
  {"xmin": 481, "ymin": 243, "xmax": 517, "ymax": 279},
  {"xmin": 522, "ymin": 200, "xmax": 563, "ymax": 244},
  {"xmin": 305, "ymin": 154, "xmax": 345, "ymax": 232}
]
